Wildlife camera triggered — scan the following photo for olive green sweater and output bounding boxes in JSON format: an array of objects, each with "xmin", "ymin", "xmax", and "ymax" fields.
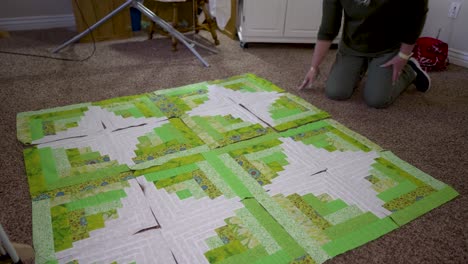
[{"xmin": 318, "ymin": 0, "xmax": 428, "ymax": 54}]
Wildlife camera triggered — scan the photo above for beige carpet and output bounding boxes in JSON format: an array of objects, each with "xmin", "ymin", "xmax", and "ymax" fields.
[{"xmin": 0, "ymin": 28, "xmax": 467, "ymax": 263}]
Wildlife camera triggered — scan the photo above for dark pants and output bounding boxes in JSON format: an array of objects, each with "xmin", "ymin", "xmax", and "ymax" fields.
[{"xmin": 326, "ymin": 49, "xmax": 417, "ymax": 108}]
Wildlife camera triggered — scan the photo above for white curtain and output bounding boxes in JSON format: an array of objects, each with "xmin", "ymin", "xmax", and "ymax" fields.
[{"xmin": 209, "ymin": 0, "xmax": 231, "ymax": 30}]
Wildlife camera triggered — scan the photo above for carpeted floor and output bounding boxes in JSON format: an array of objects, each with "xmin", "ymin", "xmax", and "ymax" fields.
[{"xmin": 0, "ymin": 28, "xmax": 467, "ymax": 263}]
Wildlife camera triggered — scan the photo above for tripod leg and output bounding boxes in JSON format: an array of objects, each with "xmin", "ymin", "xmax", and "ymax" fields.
[
  {"xmin": 52, "ymin": 0, "xmax": 134, "ymax": 53},
  {"xmin": 0, "ymin": 224, "xmax": 19, "ymax": 263},
  {"xmin": 134, "ymin": 1, "xmax": 211, "ymax": 67}
]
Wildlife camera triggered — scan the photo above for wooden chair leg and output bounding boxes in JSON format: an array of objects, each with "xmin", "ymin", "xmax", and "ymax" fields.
[
  {"xmin": 171, "ymin": 3, "xmax": 178, "ymax": 51},
  {"xmin": 148, "ymin": 21, "xmax": 155, "ymax": 40},
  {"xmin": 199, "ymin": 0, "xmax": 220, "ymax": 45}
]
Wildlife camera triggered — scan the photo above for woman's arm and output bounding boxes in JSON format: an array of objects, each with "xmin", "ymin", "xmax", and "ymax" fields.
[
  {"xmin": 380, "ymin": 43, "xmax": 416, "ymax": 84},
  {"xmin": 298, "ymin": 0, "xmax": 342, "ymax": 90},
  {"xmin": 299, "ymin": 40, "xmax": 333, "ymax": 90},
  {"xmin": 381, "ymin": 0, "xmax": 428, "ymax": 84}
]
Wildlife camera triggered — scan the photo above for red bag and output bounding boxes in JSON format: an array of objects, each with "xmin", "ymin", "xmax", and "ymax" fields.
[{"xmin": 412, "ymin": 37, "xmax": 449, "ymax": 72}]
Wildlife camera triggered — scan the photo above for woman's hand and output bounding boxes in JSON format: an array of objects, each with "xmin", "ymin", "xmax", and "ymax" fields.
[
  {"xmin": 298, "ymin": 67, "xmax": 320, "ymax": 90},
  {"xmin": 380, "ymin": 55, "xmax": 408, "ymax": 85}
]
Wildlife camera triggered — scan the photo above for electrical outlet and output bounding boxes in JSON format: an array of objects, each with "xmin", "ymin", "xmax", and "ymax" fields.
[{"xmin": 448, "ymin": 2, "xmax": 461, "ymax": 18}]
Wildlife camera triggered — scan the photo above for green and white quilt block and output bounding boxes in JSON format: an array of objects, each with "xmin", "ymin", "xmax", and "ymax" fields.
[
  {"xmin": 17, "ymin": 103, "xmax": 92, "ymax": 145},
  {"xmin": 149, "ymin": 74, "xmax": 329, "ymax": 131},
  {"xmin": 24, "ymin": 146, "xmax": 130, "ymax": 200},
  {"xmin": 17, "ymin": 74, "xmax": 459, "ymax": 264},
  {"xmin": 17, "ymin": 94, "xmax": 168, "ymax": 145},
  {"xmin": 32, "ymin": 178, "xmax": 162, "ymax": 264},
  {"xmin": 135, "ymin": 166, "xmax": 319, "ymax": 264}
]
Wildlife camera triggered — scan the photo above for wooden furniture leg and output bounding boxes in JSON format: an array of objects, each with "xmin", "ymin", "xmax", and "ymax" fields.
[
  {"xmin": 171, "ymin": 3, "xmax": 179, "ymax": 51},
  {"xmin": 197, "ymin": 0, "xmax": 220, "ymax": 45}
]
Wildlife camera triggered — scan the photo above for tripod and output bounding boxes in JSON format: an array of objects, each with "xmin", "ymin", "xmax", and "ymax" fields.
[{"xmin": 53, "ymin": 0, "xmax": 217, "ymax": 67}]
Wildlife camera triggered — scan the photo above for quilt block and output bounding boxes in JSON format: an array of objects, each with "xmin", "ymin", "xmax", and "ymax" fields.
[{"xmin": 17, "ymin": 74, "xmax": 458, "ymax": 264}]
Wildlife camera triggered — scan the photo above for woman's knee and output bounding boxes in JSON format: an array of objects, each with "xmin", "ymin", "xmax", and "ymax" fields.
[
  {"xmin": 325, "ymin": 80, "xmax": 354, "ymax": 100},
  {"xmin": 325, "ymin": 88, "xmax": 353, "ymax": 101}
]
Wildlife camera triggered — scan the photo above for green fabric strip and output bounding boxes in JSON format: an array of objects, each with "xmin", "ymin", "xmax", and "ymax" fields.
[
  {"xmin": 152, "ymin": 82, "xmax": 208, "ymax": 96},
  {"xmin": 139, "ymin": 96, "xmax": 165, "ymax": 117},
  {"xmin": 271, "ymin": 108, "xmax": 304, "ymax": 120},
  {"xmin": 176, "ymin": 189, "xmax": 192, "ymax": 199},
  {"xmin": 389, "ymin": 186, "xmax": 459, "ymax": 226},
  {"xmin": 197, "ymin": 161, "xmax": 236, "ymax": 198},
  {"xmin": 39, "ymin": 147, "xmax": 60, "ymax": 186},
  {"xmin": 302, "ymin": 194, "xmax": 333, "ymax": 216},
  {"xmin": 213, "ymin": 115, "xmax": 234, "ymax": 127},
  {"xmin": 204, "ymin": 240, "xmax": 248, "ymax": 263},
  {"xmin": 203, "ymin": 152, "xmax": 252, "ymax": 198},
  {"xmin": 32, "ymin": 199, "xmax": 56, "ymax": 264},
  {"xmin": 236, "ymin": 208, "xmax": 282, "ymax": 254},
  {"xmin": 321, "ymin": 217, "xmax": 398, "ymax": 257},
  {"xmin": 65, "ymin": 189, "xmax": 127, "ymax": 211},
  {"xmin": 325, "ymin": 119, "xmax": 383, "ymax": 151},
  {"xmin": 253, "ymin": 250, "xmax": 292, "ymax": 264},
  {"xmin": 287, "ymin": 194, "xmax": 332, "ymax": 230},
  {"xmin": 144, "ymin": 163, "xmax": 199, "ymax": 182},
  {"xmin": 324, "ymin": 199, "xmax": 348, "ymax": 215},
  {"xmin": 324, "ymin": 212, "xmax": 379, "ymax": 240},
  {"xmin": 184, "ymin": 179, "xmax": 208, "ymax": 199},
  {"xmin": 260, "ymin": 152, "xmax": 288, "ymax": 165},
  {"xmin": 205, "ymin": 236, "xmax": 224, "ymax": 249},
  {"xmin": 212, "ymin": 133, "xmax": 280, "ymax": 155},
  {"xmin": 242, "ymin": 199, "xmax": 305, "ymax": 259},
  {"xmin": 154, "ymin": 124, "xmax": 177, "ymax": 142},
  {"xmin": 377, "ymin": 180, "xmax": 418, "ymax": 202},
  {"xmin": 155, "ymin": 171, "xmax": 193, "ymax": 189},
  {"xmin": 373, "ymin": 157, "xmax": 430, "ymax": 188},
  {"xmin": 254, "ymin": 250, "xmax": 290, "ymax": 264},
  {"xmin": 246, "ymin": 73, "xmax": 285, "ymax": 92},
  {"xmin": 84, "ymin": 200, "xmax": 123, "ymax": 216},
  {"xmin": 78, "ymin": 151, "xmax": 102, "ymax": 161},
  {"xmin": 131, "ymin": 145, "xmax": 210, "ymax": 171},
  {"xmin": 244, "ymin": 146, "xmax": 284, "ymax": 161},
  {"xmin": 323, "ymin": 205, "xmax": 364, "ymax": 225},
  {"xmin": 302, "ymin": 135, "xmax": 330, "ymax": 148},
  {"xmin": 18, "ymin": 103, "xmax": 90, "ymax": 117},
  {"xmin": 279, "ymin": 121, "xmax": 329, "ymax": 138},
  {"xmin": 372, "ymin": 162, "xmax": 407, "ymax": 183},
  {"xmin": 217, "ymin": 246, "xmax": 269, "ymax": 264},
  {"xmin": 274, "ymin": 112, "xmax": 330, "ymax": 132},
  {"xmin": 380, "ymin": 151, "xmax": 447, "ymax": 190},
  {"xmin": 329, "ymin": 129, "xmax": 372, "ymax": 152},
  {"xmin": 24, "ymin": 148, "xmax": 46, "ymax": 196},
  {"xmin": 274, "ymin": 110, "xmax": 322, "ymax": 125},
  {"xmin": 30, "ymin": 119, "xmax": 45, "ymax": 141},
  {"xmin": 224, "ymin": 155, "xmax": 329, "ymax": 263},
  {"xmin": 225, "ymin": 121, "xmax": 256, "ymax": 132},
  {"xmin": 192, "ymin": 116, "xmax": 224, "ymax": 140},
  {"xmin": 48, "ymin": 165, "xmax": 129, "ymax": 191},
  {"xmin": 127, "ymin": 107, "xmax": 144, "ymax": 118},
  {"xmin": 134, "ymin": 153, "xmax": 205, "ymax": 175}
]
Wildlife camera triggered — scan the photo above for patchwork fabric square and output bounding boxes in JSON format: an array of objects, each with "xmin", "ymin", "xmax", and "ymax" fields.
[
  {"xmin": 17, "ymin": 74, "xmax": 458, "ymax": 264},
  {"xmin": 32, "ymin": 178, "xmax": 162, "ymax": 263}
]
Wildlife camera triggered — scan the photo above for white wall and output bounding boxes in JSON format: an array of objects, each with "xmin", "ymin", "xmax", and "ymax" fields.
[
  {"xmin": 0, "ymin": 0, "xmax": 74, "ymax": 30},
  {"xmin": 422, "ymin": 0, "xmax": 468, "ymax": 67},
  {"xmin": 0, "ymin": 0, "xmax": 73, "ymax": 18}
]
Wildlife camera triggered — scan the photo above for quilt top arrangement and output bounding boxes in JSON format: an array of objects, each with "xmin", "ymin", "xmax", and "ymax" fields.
[{"xmin": 17, "ymin": 74, "xmax": 458, "ymax": 264}]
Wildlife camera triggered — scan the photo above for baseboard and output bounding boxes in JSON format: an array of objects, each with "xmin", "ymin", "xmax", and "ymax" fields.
[
  {"xmin": 448, "ymin": 48, "xmax": 468, "ymax": 68},
  {"xmin": 0, "ymin": 14, "xmax": 75, "ymax": 31}
]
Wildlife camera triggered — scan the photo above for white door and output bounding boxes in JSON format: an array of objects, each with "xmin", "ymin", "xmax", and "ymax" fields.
[
  {"xmin": 240, "ymin": 0, "xmax": 288, "ymax": 37},
  {"xmin": 284, "ymin": 0, "xmax": 322, "ymax": 38}
]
